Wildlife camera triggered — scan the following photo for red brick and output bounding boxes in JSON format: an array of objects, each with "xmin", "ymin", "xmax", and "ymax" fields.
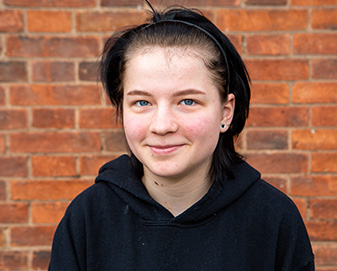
[
  {"xmin": 32, "ymin": 156, "xmax": 77, "ymax": 177},
  {"xmin": 79, "ymin": 61, "xmax": 98, "ymax": 81},
  {"xmin": 290, "ymin": 175, "xmax": 337, "ymax": 197},
  {"xmin": 313, "ymin": 244, "xmax": 337, "ymax": 266},
  {"xmin": 32, "ymin": 202, "xmax": 69, "ymax": 223},
  {"xmin": 250, "ymin": 83, "xmax": 289, "ymax": 104},
  {"xmin": 0, "ymin": 251, "xmax": 28, "ymax": 270},
  {"xmin": 0, "ymin": 62, "xmax": 27, "ymax": 82},
  {"xmin": 312, "ymin": 9, "xmax": 337, "ymax": 29},
  {"xmin": 247, "ymin": 107, "xmax": 309, "ymax": 127},
  {"xmin": 246, "ymin": 153, "xmax": 308, "ymax": 173},
  {"xmin": 0, "ymin": 87, "xmax": 5, "ymax": 105},
  {"xmin": 306, "ymin": 221, "xmax": 337, "ymax": 241},
  {"xmin": 0, "ymin": 109, "xmax": 27, "ymax": 129},
  {"xmin": 6, "ymin": 36, "xmax": 99, "ymax": 57},
  {"xmin": 292, "ymin": 198, "xmax": 307, "ymax": 220},
  {"xmin": 32, "ymin": 108, "xmax": 75, "ymax": 129},
  {"xmin": 4, "ymin": 0, "xmax": 95, "ymax": 7},
  {"xmin": 32, "ymin": 61, "xmax": 75, "ymax": 82},
  {"xmin": 312, "ymin": 106, "xmax": 337, "ymax": 127},
  {"xmin": 0, "ymin": 10, "xmax": 24, "ymax": 32},
  {"xmin": 0, "ymin": 203, "xmax": 28, "ymax": 223},
  {"xmin": 0, "ymin": 157, "xmax": 27, "ymax": 177},
  {"xmin": 310, "ymin": 199, "xmax": 337, "ymax": 219},
  {"xmin": 11, "ymin": 226, "xmax": 55, "ymax": 246},
  {"xmin": 312, "ymin": 59, "xmax": 337, "ymax": 79},
  {"xmin": 265, "ymin": 176, "xmax": 287, "ymax": 194},
  {"xmin": 245, "ymin": 59, "xmax": 309, "ymax": 81},
  {"xmin": 10, "ymin": 84, "xmax": 101, "ymax": 105},
  {"xmin": 138, "ymin": 0, "xmax": 240, "ymax": 7},
  {"xmin": 246, "ymin": 130, "xmax": 288, "ymax": 150},
  {"xmin": 104, "ymin": 130, "xmax": 127, "ymax": 152},
  {"xmin": 28, "ymin": 10, "xmax": 71, "ymax": 32},
  {"xmin": 32, "ymin": 250, "xmax": 51, "ymax": 270},
  {"xmin": 228, "ymin": 34, "xmax": 242, "ymax": 54},
  {"xmin": 0, "ymin": 228, "xmax": 4, "ymax": 247},
  {"xmin": 0, "ymin": 180, "xmax": 5, "ymax": 200},
  {"xmin": 292, "ymin": 129, "xmax": 337, "ymax": 150},
  {"xmin": 294, "ymin": 33, "xmax": 337, "ymax": 55},
  {"xmin": 291, "ymin": 0, "xmax": 337, "ymax": 5},
  {"xmin": 10, "ymin": 132, "xmax": 101, "ymax": 153},
  {"xmin": 292, "ymin": 82, "xmax": 337, "ymax": 103},
  {"xmin": 217, "ymin": 9, "xmax": 308, "ymax": 31},
  {"xmin": 0, "ymin": 135, "xmax": 5, "ymax": 153},
  {"xmin": 80, "ymin": 155, "xmax": 118, "ymax": 175},
  {"xmin": 79, "ymin": 108, "xmax": 119, "ymax": 129},
  {"xmin": 11, "ymin": 180, "xmax": 92, "ymax": 200},
  {"xmin": 76, "ymin": 11, "xmax": 146, "ymax": 32},
  {"xmin": 245, "ymin": 0, "xmax": 287, "ymax": 4},
  {"xmin": 312, "ymin": 153, "xmax": 337, "ymax": 173},
  {"xmin": 246, "ymin": 34, "xmax": 290, "ymax": 55}
]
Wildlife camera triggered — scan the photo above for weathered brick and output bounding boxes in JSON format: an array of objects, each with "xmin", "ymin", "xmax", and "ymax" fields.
[
  {"xmin": 80, "ymin": 155, "xmax": 118, "ymax": 175},
  {"xmin": 28, "ymin": 10, "xmax": 71, "ymax": 32},
  {"xmin": 6, "ymin": 36, "xmax": 99, "ymax": 57},
  {"xmin": 32, "ymin": 156, "xmax": 77, "ymax": 177},
  {"xmin": 0, "ymin": 203, "xmax": 28, "ymax": 223},
  {"xmin": 310, "ymin": 199, "xmax": 337, "ymax": 219},
  {"xmin": 0, "ymin": 228, "xmax": 4, "ymax": 247},
  {"xmin": 0, "ymin": 157, "xmax": 27, "ymax": 177},
  {"xmin": 313, "ymin": 244, "xmax": 337, "ymax": 266},
  {"xmin": 0, "ymin": 135, "xmax": 5, "ymax": 153},
  {"xmin": 312, "ymin": 153, "xmax": 337, "ymax": 173},
  {"xmin": 79, "ymin": 61, "xmax": 99, "ymax": 81},
  {"xmin": 10, "ymin": 132, "xmax": 101, "ymax": 153},
  {"xmin": 312, "ymin": 59, "xmax": 337, "ymax": 79},
  {"xmin": 11, "ymin": 180, "xmax": 93, "ymax": 200},
  {"xmin": 76, "ymin": 11, "xmax": 146, "ymax": 32},
  {"xmin": 131, "ymin": 0, "xmax": 240, "ymax": 7},
  {"xmin": 11, "ymin": 226, "xmax": 55, "ymax": 246},
  {"xmin": 290, "ymin": 175, "xmax": 337, "ymax": 197},
  {"xmin": 245, "ymin": 0, "xmax": 287, "ymax": 4},
  {"xmin": 0, "ymin": 251, "xmax": 28, "ymax": 270},
  {"xmin": 0, "ymin": 10, "xmax": 24, "ymax": 32},
  {"xmin": 0, "ymin": 62, "xmax": 27, "ymax": 82},
  {"xmin": 32, "ymin": 108, "xmax": 75, "ymax": 129},
  {"xmin": 312, "ymin": 9, "xmax": 337, "ymax": 30},
  {"xmin": 246, "ymin": 153, "xmax": 308, "ymax": 173},
  {"xmin": 265, "ymin": 176, "xmax": 287, "ymax": 194},
  {"xmin": 0, "ymin": 87, "xmax": 5, "ymax": 105},
  {"xmin": 32, "ymin": 202, "xmax": 69, "ymax": 223},
  {"xmin": 312, "ymin": 106, "xmax": 337, "ymax": 127},
  {"xmin": 0, "ymin": 109, "xmax": 27, "ymax": 129},
  {"xmin": 246, "ymin": 130, "xmax": 288, "ymax": 150},
  {"xmin": 294, "ymin": 33, "xmax": 337, "ymax": 55},
  {"xmin": 246, "ymin": 34, "xmax": 290, "ymax": 55},
  {"xmin": 291, "ymin": 0, "xmax": 337, "ymax": 5},
  {"xmin": 32, "ymin": 250, "xmax": 51, "ymax": 270},
  {"xmin": 104, "ymin": 130, "xmax": 127, "ymax": 152},
  {"xmin": 4, "ymin": 0, "xmax": 95, "ymax": 7},
  {"xmin": 32, "ymin": 61, "xmax": 75, "ymax": 82},
  {"xmin": 0, "ymin": 180, "xmax": 5, "ymax": 200},
  {"xmin": 217, "ymin": 9, "xmax": 308, "ymax": 31},
  {"xmin": 292, "ymin": 82, "xmax": 337, "ymax": 103},
  {"xmin": 306, "ymin": 221, "xmax": 337, "ymax": 241},
  {"xmin": 245, "ymin": 59, "xmax": 309, "ymax": 81},
  {"xmin": 292, "ymin": 198, "xmax": 307, "ymax": 220},
  {"xmin": 10, "ymin": 84, "xmax": 101, "ymax": 106},
  {"xmin": 292, "ymin": 129, "xmax": 337, "ymax": 150},
  {"xmin": 228, "ymin": 34, "xmax": 242, "ymax": 54},
  {"xmin": 79, "ymin": 108, "xmax": 119, "ymax": 129},
  {"xmin": 250, "ymin": 83, "xmax": 289, "ymax": 104},
  {"xmin": 247, "ymin": 107, "xmax": 309, "ymax": 127}
]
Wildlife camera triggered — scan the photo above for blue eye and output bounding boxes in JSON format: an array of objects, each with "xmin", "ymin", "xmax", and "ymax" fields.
[
  {"xmin": 136, "ymin": 100, "xmax": 150, "ymax": 106},
  {"xmin": 181, "ymin": 99, "xmax": 195, "ymax": 106}
]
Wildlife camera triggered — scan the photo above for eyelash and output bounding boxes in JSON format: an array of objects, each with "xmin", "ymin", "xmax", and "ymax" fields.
[{"xmin": 134, "ymin": 99, "xmax": 196, "ymax": 107}]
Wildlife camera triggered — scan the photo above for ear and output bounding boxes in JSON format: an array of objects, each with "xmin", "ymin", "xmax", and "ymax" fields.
[{"xmin": 220, "ymin": 93, "xmax": 235, "ymax": 133}]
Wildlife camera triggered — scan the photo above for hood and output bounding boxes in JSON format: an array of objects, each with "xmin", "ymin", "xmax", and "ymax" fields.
[{"xmin": 95, "ymin": 155, "xmax": 260, "ymax": 225}]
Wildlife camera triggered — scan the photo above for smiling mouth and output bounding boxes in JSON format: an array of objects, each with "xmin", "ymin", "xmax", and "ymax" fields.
[{"xmin": 149, "ymin": 145, "xmax": 183, "ymax": 155}]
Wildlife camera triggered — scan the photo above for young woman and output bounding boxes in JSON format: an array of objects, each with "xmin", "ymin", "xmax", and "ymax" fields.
[{"xmin": 49, "ymin": 2, "xmax": 314, "ymax": 270}]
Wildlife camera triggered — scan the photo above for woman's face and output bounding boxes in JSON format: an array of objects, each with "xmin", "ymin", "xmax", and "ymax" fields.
[{"xmin": 122, "ymin": 46, "xmax": 234, "ymax": 181}]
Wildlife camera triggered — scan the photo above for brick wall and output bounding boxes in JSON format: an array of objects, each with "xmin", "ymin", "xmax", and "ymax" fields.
[{"xmin": 0, "ymin": 0, "xmax": 336, "ymax": 270}]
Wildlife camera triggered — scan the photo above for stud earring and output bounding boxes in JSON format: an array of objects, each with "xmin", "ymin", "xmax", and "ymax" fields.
[{"xmin": 221, "ymin": 123, "xmax": 226, "ymax": 129}]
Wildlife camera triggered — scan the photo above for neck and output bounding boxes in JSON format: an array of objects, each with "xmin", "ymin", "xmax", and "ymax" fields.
[{"xmin": 142, "ymin": 169, "xmax": 212, "ymax": 217}]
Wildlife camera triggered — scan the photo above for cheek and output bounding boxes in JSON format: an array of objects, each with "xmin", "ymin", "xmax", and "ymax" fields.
[
  {"xmin": 183, "ymin": 116, "xmax": 220, "ymax": 141},
  {"xmin": 123, "ymin": 115, "xmax": 146, "ymax": 146}
]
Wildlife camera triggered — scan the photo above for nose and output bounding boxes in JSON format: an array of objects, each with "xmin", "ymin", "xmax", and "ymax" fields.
[{"xmin": 149, "ymin": 105, "xmax": 178, "ymax": 135}]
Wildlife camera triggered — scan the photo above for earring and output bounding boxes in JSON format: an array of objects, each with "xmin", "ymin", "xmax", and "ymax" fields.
[{"xmin": 221, "ymin": 123, "xmax": 226, "ymax": 129}]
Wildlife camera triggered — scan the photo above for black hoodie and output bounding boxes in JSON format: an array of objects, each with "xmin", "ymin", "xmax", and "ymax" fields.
[{"xmin": 49, "ymin": 155, "xmax": 314, "ymax": 270}]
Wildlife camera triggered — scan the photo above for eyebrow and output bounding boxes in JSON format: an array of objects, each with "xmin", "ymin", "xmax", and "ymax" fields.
[{"xmin": 126, "ymin": 89, "xmax": 206, "ymax": 96}]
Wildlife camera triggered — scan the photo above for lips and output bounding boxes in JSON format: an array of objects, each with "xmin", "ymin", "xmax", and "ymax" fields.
[{"xmin": 148, "ymin": 145, "xmax": 183, "ymax": 155}]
